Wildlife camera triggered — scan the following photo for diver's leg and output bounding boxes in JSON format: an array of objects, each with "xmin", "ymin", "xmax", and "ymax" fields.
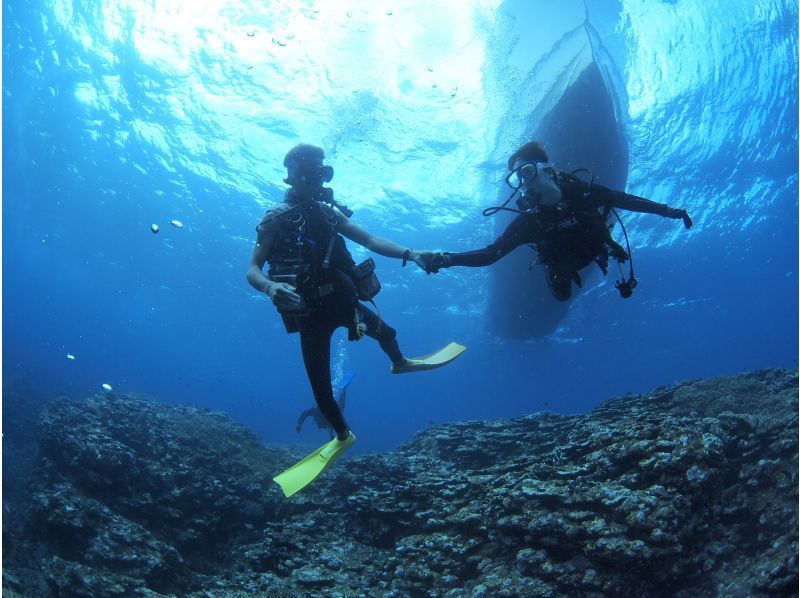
[
  {"xmin": 544, "ymin": 266, "xmax": 573, "ymax": 302},
  {"xmin": 298, "ymin": 319, "xmax": 349, "ymax": 439},
  {"xmin": 358, "ymin": 303, "xmax": 405, "ymax": 365}
]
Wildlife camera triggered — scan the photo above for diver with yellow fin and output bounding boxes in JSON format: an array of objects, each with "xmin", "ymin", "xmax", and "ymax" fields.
[{"xmin": 246, "ymin": 144, "xmax": 465, "ymax": 497}]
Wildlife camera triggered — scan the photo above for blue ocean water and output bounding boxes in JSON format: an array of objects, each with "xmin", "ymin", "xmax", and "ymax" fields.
[{"xmin": 3, "ymin": 0, "xmax": 798, "ymax": 454}]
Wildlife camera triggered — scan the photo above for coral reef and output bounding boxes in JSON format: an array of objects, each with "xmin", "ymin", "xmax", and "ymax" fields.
[{"xmin": 3, "ymin": 369, "xmax": 797, "ymax": 596}]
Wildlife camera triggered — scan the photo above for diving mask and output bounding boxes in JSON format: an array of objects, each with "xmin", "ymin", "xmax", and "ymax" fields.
[
  {"xmin": 508, "ymin": 162, "xmax": 561, "ymax": 209},
  {"xmin": 317, "ymin": 164, "xmax": 334, "ymax": 183},
  {"xmin": 504, "ymin": 161, "xmax": 556, "ymax": 190},
  {"xmin": 285, "ymin": 163, "xmax": 334, "ymax": 186}
]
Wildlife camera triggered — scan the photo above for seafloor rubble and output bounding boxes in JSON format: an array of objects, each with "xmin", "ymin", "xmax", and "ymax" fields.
[{"xmin": 3, "ymin": 369, "xmax": 797, "ymax": 597}]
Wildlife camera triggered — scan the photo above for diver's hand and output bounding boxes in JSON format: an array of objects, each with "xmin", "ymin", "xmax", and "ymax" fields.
[
  {"xmin": 267, "ymin": 282, "xmax": 303, "ymax": 310},
  {"xmin": 410, "ymin": 250, "xmax": 440, "ymax": 273},
  {"xmin": 610, "ymin": 244, "xmax": 629, "ymax": 263},
  {"xmin": 424, "ymin": 252, "xmax": 450, "ymax": 274},
  {"xmin": 671, "ymin": 208, "xmax": 693, "ymax": 229}
]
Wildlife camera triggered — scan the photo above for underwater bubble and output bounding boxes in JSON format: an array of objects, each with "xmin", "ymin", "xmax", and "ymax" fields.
[
  {"xmin": 170, "ymin": 219, "xmax": 184, "ymax": 228},
  {"xmin": 151, "ymin": 224, "xmax": 159, "ymax": 233},
  {"xmin": 102, "ymin": 383, "xmax": 112, "ymax": 392},
  {"xmin": 67, "ymin": 353, "xmax": 76, "ymax": 360},
  {"xmin": 246, "ymin": 30, "xmax": 255, "ymax": 37},
  {"xmin": 386, "ymin": 10, "xmax": 393, "ymax": 16},
  {"xmin": 272, "ymin": 37, "xmax": 287, "ymax": 46}
]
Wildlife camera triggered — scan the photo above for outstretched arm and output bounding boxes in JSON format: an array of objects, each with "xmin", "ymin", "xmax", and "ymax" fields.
[
  {"xmin": 337, "ymin": 214, "xmax": 438, "ymax": 270},
  {"xmin": 432, "ymin": 213, "xmax": 537, "ymax": 270},
  {"xmin": 591, "ymin": 184, "xmax": 693, "ymax": 229}
]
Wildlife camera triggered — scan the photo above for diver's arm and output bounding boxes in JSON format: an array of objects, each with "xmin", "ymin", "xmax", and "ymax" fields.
[
  {"xmin": 246, "ymin": 226, "xmax": 304, "ymax": 308},
  {"xmin": 336, "ymin": 215, "xmax": 438, "ymax": 269},
  {"xmin": 246, "ymin": 238, "xmax": 274, "ymax": 294},
  {"xmin": 591, "ymin": 184, "xmax": 693, "ymax": 229},
  {"xmin": 442, "ymin": 247, "xmax": 504, "ymax": 267},
  {"xmin": 440, "ymin": 213, "xmax": 536, "ymax": 268}
]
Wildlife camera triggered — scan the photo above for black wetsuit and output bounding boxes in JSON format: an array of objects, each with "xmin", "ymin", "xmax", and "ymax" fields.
[
  {"xmin": 295, "ymin": 297, "xmax": 400, "ymax": 436},
  {"xmin": 296, "ymin": 379, "xmax": 350, "ymax": 438},
  {"xmin": 445, "ymin": 172, "xmax": 686, "ymax": 300},
  {"xmin": 258, "ymin": 192, "xmax": 403, "ymax": 437}
]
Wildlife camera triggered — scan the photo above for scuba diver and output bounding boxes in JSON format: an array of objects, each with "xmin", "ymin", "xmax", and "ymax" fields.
[
  {"xmin": 247, "ymin": 143, "xmax": 466, "ymax": 496},
  {"xmin": 296, "ymin": 371, "xmax": 355, "ymax": 439},
  {"xmin": 426, "ymin": 141, "xmax": 693, "ymax": 300}
]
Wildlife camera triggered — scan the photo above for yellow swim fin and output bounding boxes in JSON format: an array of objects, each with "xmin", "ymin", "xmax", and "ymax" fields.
[
  {"xmin": 390, "ymin": 342, "xmax": 466, "ymax": 374},
  {"xmin": 273, "ymin": 432, "xmax": 356, "ymax": 497}
]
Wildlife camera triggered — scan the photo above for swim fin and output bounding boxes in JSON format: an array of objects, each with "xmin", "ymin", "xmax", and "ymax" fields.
[
  {"xmin": 273, "ymin": 431, "xmax": 357, "ymax": 497},
  {"xmin": 390, "ymin": 342, "xmax": 466, "ymax": 374}
]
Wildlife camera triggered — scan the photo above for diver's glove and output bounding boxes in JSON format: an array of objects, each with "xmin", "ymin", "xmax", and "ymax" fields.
[
  {"xmin": 424, "ymin": 252, "xmax": 451, "ymax": 274},
  {"xmin": 670, "ymin": 208, "xmax": 693, "ymax": 229},
  {"xmin": 608, "ymin": 242, "xmax": 629, "ymax": 263}
]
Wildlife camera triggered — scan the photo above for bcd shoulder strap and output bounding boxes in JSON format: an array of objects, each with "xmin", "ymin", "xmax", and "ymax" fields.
[{"xmin": 256, "ymin": 201, "xmax": 293, "ymax": 234}]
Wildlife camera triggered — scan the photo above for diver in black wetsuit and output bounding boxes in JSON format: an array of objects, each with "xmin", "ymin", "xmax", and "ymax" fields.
[
  {"xmin": 427, "ymin": 141, "xmax": 693, "ymax": 300},
  {"xmin": 247, "ymin": 144, "xmax": 440, "ymax": 441}
]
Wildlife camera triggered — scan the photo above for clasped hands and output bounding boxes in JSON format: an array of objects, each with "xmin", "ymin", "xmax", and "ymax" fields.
[{"xmin": 408, "ymin": 250, "xmax": 448, "ymax": 274}]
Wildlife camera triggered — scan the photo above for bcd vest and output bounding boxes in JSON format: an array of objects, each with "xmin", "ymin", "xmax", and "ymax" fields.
[
  {"xmin": 258, "ymin": 198, "xmax": 358, "ymax": 308},
  {"xmin": 533, "ymin": 173, "xmax": 625, "ymax": 275}
]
